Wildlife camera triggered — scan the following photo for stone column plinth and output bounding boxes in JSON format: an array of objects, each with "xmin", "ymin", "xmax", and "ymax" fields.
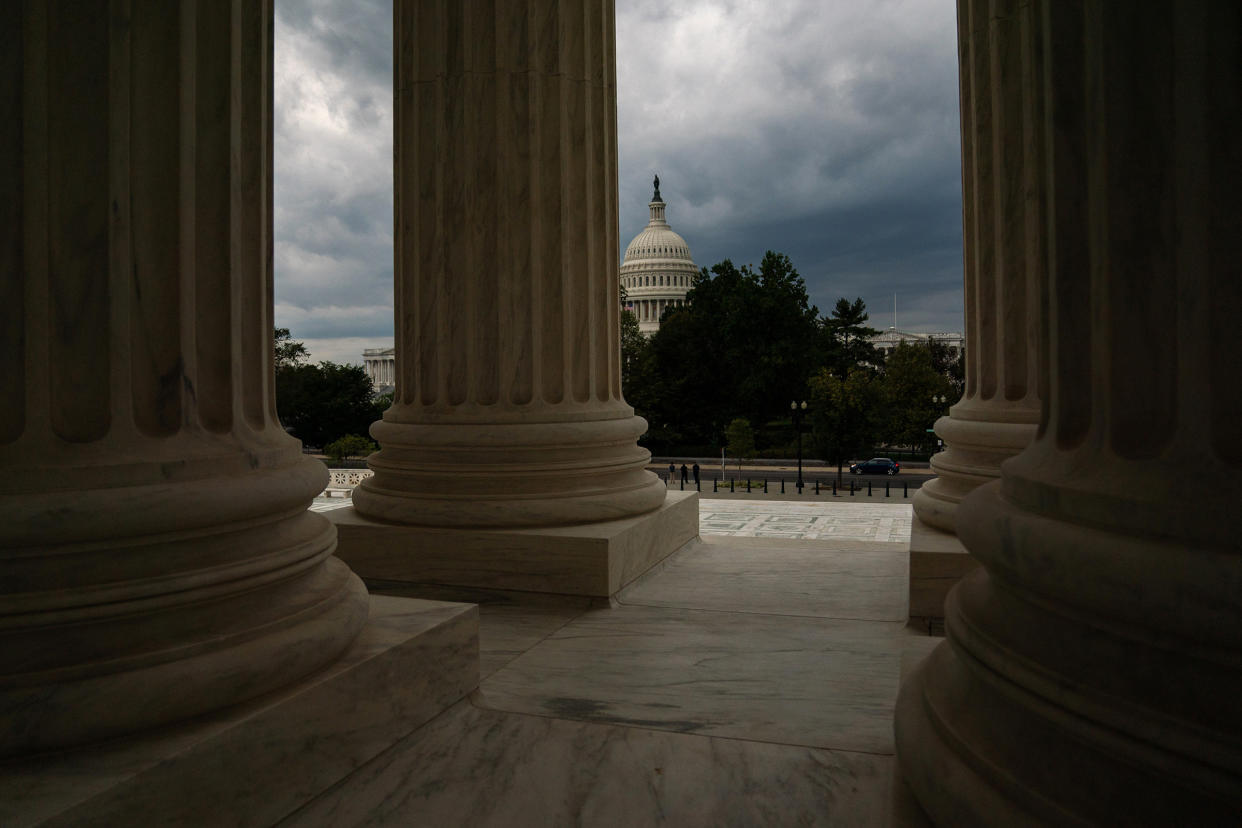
[
  {"xmin": 897, "ymin": 1, "xmax": 1242, "ymax": 822},
  {"xmin": 0, "ymin": 2, "xmax": 368, "ymax": 757},
  {"xmin": 352, "ymin": 0, "xmax": 665, "ymax": 530}
]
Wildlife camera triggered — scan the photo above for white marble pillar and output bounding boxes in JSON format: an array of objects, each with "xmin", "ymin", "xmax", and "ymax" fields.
[
  {"xmin": 0, "ymin": 1, "xmax": 369, "ymax": 757},
  {"xmin": 897, "ymin": 1, "xmax": 1242, "ymax": 822},
  {"xmin": 355, "ymin": 0, "xmax": 664, "ymax": 528},
  {"xmin": 911, "ymin": 0, "xmax": 1042, "ymax": 534}
]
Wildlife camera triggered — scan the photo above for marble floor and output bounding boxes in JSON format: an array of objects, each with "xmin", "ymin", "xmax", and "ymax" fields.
[{"xmin": 280, "ymin": 506, "xmax": 935, "ymax": 826}]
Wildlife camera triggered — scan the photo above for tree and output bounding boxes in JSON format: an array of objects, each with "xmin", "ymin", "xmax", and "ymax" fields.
[
  {"xmin": 324, "ymin": 434, "xmax": 377, "ymax": 464},
  {"xmin": 808, "ymin": 366, "xmax": 882, "ymax": 483},
  {"xmin": 276, "ymin": 359, "xmax": 381, "ymax": 449},
  {"xmin": 819, "ymin": 298, "xmax": 880, "ymax": 380},
  {"xmin": 927, "ymin": 337, "xmax": 965, "ymax": 400},
  {"xmin": 724, "ymin": 417, "xmax": 755, "ymax": 471},
  {"xmin": 878, "ymin": 342, "xmax": 956, "ymax": 449},
  {"xmin": 274, "ymin": 327, "xmax": 309, "ymax": 369},
  {"xmin": 636, "ymin": 252, "xmax": 819, "ymax": 448},
  {"xmin": 620, "ymin": 308, "xmax": 647, "ymax": 394}
]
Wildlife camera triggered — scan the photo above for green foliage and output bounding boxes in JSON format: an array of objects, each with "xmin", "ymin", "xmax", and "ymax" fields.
[
  {"xmin": 927, "ymin": 337, "xmax": 965, "ymax": 400},
  {"xmin": 274, "ymin": 327, "xmax": 309, "ymax": 369},
  {"xmin": 631, "ymin": 252, "xmax": 819, "ymax": 448},
  {"xmin": 879, "ymin": 342, "xmax": 956, "ymax": 448},
  {"xmin": 275, "ymin": 341, "xmax": 383, "ymax": 448},
  {"xmin": 724, "ymin": 417, "xmax": 756, "ymax": 469},
  {"xmin": 325, "ymin": 434, "xmax": 377, "ymax": 463},
  {"xmin": 808, "ymin": 366, "xmax": 882, "ymax": 477},
  {"xmin": 819, "ymin": 298, "xmax": 879, "ymax": 379}
]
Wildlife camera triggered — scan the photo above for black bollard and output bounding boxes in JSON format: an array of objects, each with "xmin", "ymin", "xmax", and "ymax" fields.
[
  {"xmin": 763, "ymin": 478, "xmax": 768, "ymax": 493},
  {"xmin": 885, "ymin": 481, "xmax": 890, "ymax": 497},
  {"xmin": 904, "ymin": 481, "xmax": 908, "ymax": 498},
  {"xmin": 730, "ymin": 478, "xmax": 735, "ymax": 493},
  {"xmin": 713, "ymin": 479, "xmax": 718, "ymax": 493},
  {"xmin": 815, "ymin": 479, "xmax": 819, "ymax": 495},
  {"xmin": 746, "ymin": 479, "xmax": 751, "ymax": 493},
  {"xmin": 781, "ymin": 479, "xmax": 785, "ymax": 494},
  {"xmin": 868, "ymin": 481, "xmax": 872, "ymax": 496},
  {"xmin": 850, "ymin": 480, "xmax": 855, "ymax": 496},
  {"xmin": 697, "ymin": 479, "xmax": 701, "ymax": 492},
  {"xmin": 832, "ymin": 480, "xmax": 837, "ymax": 496}
]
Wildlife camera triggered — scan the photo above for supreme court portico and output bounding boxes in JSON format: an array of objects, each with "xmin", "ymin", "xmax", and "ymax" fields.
[{"xmin": 3, "ymin": 1, "xmax": 1239, "ymax": 825}]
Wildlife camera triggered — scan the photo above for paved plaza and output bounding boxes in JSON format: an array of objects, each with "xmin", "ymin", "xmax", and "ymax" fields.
[{"xmin": 313, "ymin": 497, "xmax": 912, "ymax": 544}]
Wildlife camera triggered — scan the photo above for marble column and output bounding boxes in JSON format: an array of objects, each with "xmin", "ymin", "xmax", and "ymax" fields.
[
  {"xmin": 0, "ymin": 1, "xmax": 369, "ymax": 757},
  {"xmin": 354, "ymin": 0, "xmax": 664, "ymax": 528},
  {"xmin": 897, "ymin": 1, "xmax": 1242, "ymax": 822},
  {"xmin": 911, "ymin": 0, "xmax": 1042, "ymax": 535}
]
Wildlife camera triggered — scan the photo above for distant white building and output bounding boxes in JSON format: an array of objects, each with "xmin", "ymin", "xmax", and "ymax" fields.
[
  {"xmin": 362, "ymin": 347, "xmax": 395, "ymax": 391},
  {"xmin": 620, "ymin": 175, "xmax": 697, "ymax": 335},
  {"xmin": 870, "ymin": 329, "xmax": 965, "ymax": 359}
]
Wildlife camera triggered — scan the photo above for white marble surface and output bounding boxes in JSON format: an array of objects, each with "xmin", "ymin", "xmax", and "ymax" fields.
[
  {"xmin": 331, "ymin": 492, "xmax": 698, "ymax": 597},
  {"xmin": 698, "ymin": 499, "xmax": 912, "ymax": 543},
  {"xmin": 620, "ymin": 536, "xmax": 908, "ymax": 621},
  {"xmin": 477, "ymin": 603, "xmax": 926, "ymax": 755},
  {"xmin": 1, "ymin": 597, "xmax": 477, "ymax": 827},
  {"xmin": 283, "ymin": 698, "xmax": 900, "ymax": 828}
]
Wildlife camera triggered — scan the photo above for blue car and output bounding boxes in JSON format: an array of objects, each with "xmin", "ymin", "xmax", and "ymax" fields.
[{"xmin": 849, "ymin": 458, "xmax": 901, "ymax": 475}]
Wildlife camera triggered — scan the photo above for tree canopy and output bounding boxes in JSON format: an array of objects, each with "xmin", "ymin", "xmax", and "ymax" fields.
[
  {"xmin": 618, "ymin": 252, "xmax": 964, "ymax": 458},
  {"xmin": 273, "ymin": 330, "xmax": 385, "ymax": 449}
]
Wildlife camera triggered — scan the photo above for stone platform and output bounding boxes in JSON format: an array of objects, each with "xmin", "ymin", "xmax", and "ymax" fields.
[
  {"xmin": 1, "ymin": 597, "xmax": 477, "ymax": 828},
  {"xmin": 284, "ymin": 532, "xmax": 936, "ymax": 826},
  {"xmin": 907, "ymin": 514, "xmax": 978, "ymax": 633},
  {"xmin": 328, "ymin": 491, "xmax": 699, "ymax": 598}
]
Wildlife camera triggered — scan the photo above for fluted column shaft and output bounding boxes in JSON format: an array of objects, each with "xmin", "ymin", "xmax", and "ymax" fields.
[
  {"xmin": 0, "ymin": 1, "xmax": 368, "ymax": 757},
  {"xmin": 355, "ymin": 0, "xmax": 664, "ymax": 528},
  {"xmin": 897, "ymin": 1, "xmax": 1242, "ymax": 822},
  {"xmin": 912, "ymin": 0, "xmax": 1043, "ymax": 533}
]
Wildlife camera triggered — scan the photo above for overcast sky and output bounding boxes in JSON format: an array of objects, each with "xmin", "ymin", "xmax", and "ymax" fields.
[{"xmin": 274, "ymin": 0, "xmax": 964, "ymax": 365}]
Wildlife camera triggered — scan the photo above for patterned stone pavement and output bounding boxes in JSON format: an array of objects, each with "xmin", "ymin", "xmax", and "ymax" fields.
[
  {"xmin": 698, "ymin": 499, "xmax": 911, "ymax": 543},
  {"xmin": 312, "ymin": 497, "xmax": 912, "ymax": 544}
]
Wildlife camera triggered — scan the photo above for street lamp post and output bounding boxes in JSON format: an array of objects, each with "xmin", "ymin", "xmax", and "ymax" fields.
[
  {"xmin": 791, "ymin": 400, "xmax": 807, "ymax": 492},
  {"xmin": 929, "ymin": 394, "xmax": 947, "ymax": 454}
]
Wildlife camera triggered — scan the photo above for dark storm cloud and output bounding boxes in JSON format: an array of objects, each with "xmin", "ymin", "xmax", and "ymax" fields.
[
  {"xmin": 272, "ymin": 0, "xmax": 965, "ymax": 363},
  {"xmin": 616, "ymin": 0, "xmax": 964, "ymax": 334}
]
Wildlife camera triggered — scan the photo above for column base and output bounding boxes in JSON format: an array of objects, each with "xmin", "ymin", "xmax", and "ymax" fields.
[
  {"xmin": 330, "ymin": 491, "xmax": 699, "ymax": 598},
  {"xmin": 907, "ymin": 514, "xmax": 979, "ymax": 634},
  {"xmin": 0, "ymin": 595, "xmax": 478, "ymax": 828}
]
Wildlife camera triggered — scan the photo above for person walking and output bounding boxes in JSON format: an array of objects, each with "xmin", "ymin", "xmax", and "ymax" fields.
[
  {"xmin": 667, "ymin": 462, "xmax": 675, "ymax": 483},
  {"xmin": 692, "ymin": 462, "xmax": 700, "ymax": 487},
  {"xmin": 680, "ymin": 464, "xmax": 689, "ymax": 486}
]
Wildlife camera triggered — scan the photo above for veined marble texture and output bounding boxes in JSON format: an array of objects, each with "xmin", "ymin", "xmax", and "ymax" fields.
[
  {"xmin": 281, "ymin": 698, "xmax": 903, "ymax": 828},
  {"xmin": 698, "ymin": 499, "xmax": 912, "ymax": 543},
  {"xmin": 477, "ymin": 604, "xmax": 932, "ymax": 755}
]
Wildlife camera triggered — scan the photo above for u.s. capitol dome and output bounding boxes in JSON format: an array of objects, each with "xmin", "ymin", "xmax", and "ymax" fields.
[{"xmin": 620, "ymin": 175, "xmax": 697, "ymax": 335}]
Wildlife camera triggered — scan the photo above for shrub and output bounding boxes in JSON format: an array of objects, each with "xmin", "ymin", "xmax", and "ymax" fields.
[{"xmin": 325, "ymin": 434, "xmax": 377, "ymax": 464}]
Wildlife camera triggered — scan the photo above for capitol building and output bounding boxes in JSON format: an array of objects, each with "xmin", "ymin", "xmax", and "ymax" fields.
[{"xmin": 620, "ymin": 176, "xmax": 697, "ymax": 335}]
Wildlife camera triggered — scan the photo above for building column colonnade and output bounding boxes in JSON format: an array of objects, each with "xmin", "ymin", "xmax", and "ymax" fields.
[
  {"xmin": 353, "ymin": 0, "xmax": 665, "ymax": 528},
  {"xmin": 896, "ymin": 1, "xmax": 1242, "ymax": 822},
  {"xmin": 0, "ymin": 1, "xmax": 369, "ymax": 757},
  {"xmin": 911, "ymin": 0, "xmax": 1043, "ymax": 537}
]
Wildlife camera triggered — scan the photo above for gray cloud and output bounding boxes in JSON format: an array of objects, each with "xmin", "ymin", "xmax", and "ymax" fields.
[{"xmin": 272, "ymin": 0, "xmax": 964, "ymax": 364}]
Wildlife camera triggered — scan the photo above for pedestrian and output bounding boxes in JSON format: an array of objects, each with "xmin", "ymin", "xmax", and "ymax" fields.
[
  {"xmin": 680, "ymin": 464, "xmax": 689, "ymax": 484},
  {"xmin": 692, "ymin": 462, "xmax": 700, "ymax": 485},
  {"xmin": 667, "ymin": 462, "xmax": 675, "ymax": 482}
]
